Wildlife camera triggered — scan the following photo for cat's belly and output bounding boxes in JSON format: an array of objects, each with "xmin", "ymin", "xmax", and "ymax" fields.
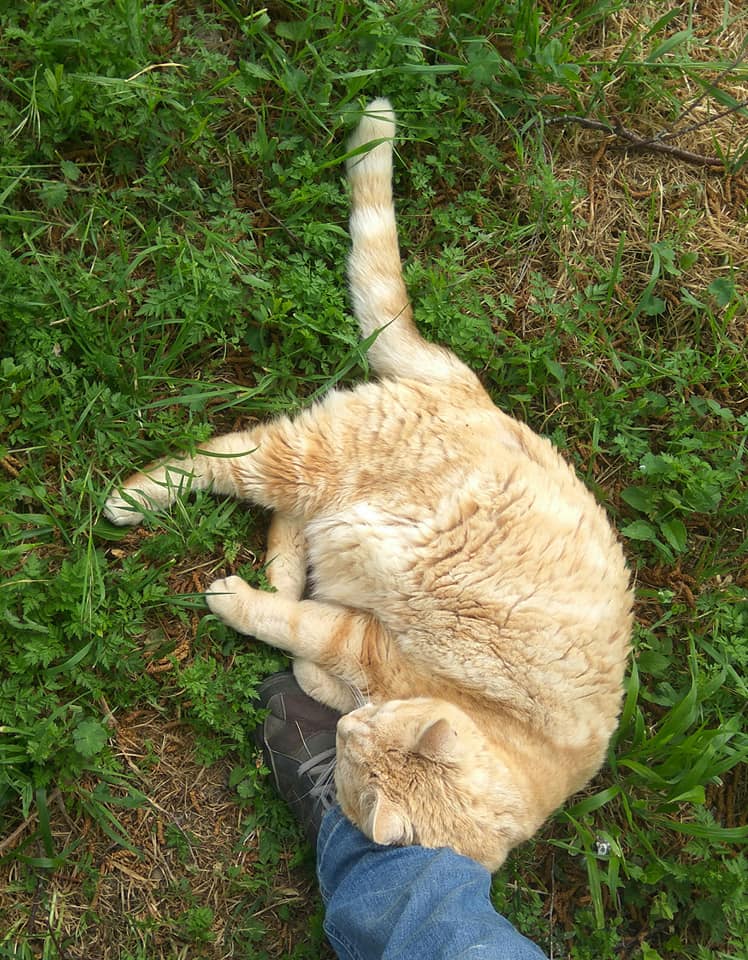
[
  {"xmin": 304, "ymin": 502, "xmax": 419, "ymax": 612},
  {"xmin": 301, "ymin": 495, "xmax": 630, "ymax": 748}
]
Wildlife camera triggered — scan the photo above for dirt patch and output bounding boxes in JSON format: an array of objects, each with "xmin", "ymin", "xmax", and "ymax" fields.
[
  {"xmin": 484, "ymin": 1, "xmax": 748, "ymax": 351},
  {"xmin": 1, "ymin": 711, "xmax": 331, "ymax": 959}
]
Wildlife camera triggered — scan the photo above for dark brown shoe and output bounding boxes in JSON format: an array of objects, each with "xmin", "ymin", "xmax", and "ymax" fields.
[{"xmin": 254, "ymin": 671, "xmax": 341, "ymax": 846}]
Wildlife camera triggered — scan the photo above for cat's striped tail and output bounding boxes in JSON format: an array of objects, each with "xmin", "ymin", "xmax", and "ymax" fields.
[{"xmin": 346, "ymin": 99, "xmax": 476, "ymax": 386}]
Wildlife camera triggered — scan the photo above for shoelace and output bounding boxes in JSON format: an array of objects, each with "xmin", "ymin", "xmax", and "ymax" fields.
[{"xmin": 297, "ymin": 746, "xmax": 337, "ymax": 809}]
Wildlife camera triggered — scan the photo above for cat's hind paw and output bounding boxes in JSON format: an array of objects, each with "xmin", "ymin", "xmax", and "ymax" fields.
[{"xmin": 103, "ymin": 491, "xmax": 146, "ymax": 526}]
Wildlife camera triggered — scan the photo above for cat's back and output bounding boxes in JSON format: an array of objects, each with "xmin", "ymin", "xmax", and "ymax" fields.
[{"xmin": 397, "ymin": 439, "xmax": 631, "ymax": 737}]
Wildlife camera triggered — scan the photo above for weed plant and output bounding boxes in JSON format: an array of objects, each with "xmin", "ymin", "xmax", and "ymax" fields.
[{"xmin": 1, "ymin": 1, "xmax": 746, "ymax": 957}]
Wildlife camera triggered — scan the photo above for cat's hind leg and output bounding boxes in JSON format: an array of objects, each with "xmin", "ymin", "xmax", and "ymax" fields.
[
  {"xmin": 292, "ymin": 660, "xmax": 362, "ymax": 713},
  {"xmin": 263, "ymin": 515, "xmax": 356, "ymax": 708},
  {"xmin": 103, "ymin": 430, "xmax": 263, "ymax": 526},
  {"xmin": 265, "ymin": 512, "xmax": 307, "ymax": 600},
  {"xmin": 104, "ymin": 406, "xmax": 360, "ymax": 527}
]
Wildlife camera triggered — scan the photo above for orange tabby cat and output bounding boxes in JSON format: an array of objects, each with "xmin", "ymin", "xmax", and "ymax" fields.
[{"xmin": 104, "ymin": 99, "xmax": 633, "ymax": 870}]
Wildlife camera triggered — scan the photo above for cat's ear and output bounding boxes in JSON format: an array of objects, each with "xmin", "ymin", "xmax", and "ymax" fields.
[
  {"xmin": 414, "ymin": 717, "xmax": 460, "ymax": 763},
  {"xmin": 366, "ymin": 792, "xmax": 413, "ymax": 846}
]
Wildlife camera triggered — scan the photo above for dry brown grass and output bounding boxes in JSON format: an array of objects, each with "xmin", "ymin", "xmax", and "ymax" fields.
[
  {"xmin": 552, "ymin": 100, "xmax": 748, "ymax": 328},
  {"xmin": 1, "ymin": 712, "xmax": 330, "ymax": 959},
  {"xmin": 493, "ymin": 0, "xmax": 748, "ymax": 344}
]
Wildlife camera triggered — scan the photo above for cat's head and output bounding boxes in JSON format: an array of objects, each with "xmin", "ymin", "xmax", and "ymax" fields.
[{"xmin": 334, "ymin": 697, "xmax": 535, "ymax": 871}]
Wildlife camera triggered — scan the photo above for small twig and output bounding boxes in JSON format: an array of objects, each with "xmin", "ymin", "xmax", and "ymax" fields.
[
  {"xmin": 27, "ymin": 876, "xmax": 41, "ymax": 936},
  {"xmin": 545, "ymin": 115, "xmax": 725, "ymax": 168},
  {"xmin": 652, "ymin": 96, "xmax": 748, "ymax": 144},
  {"xmin": 255, "ymin": 187, "xmax": 303, "ymax": 245},
  {"xmin": 671, "ymin": 36, "xmax": 748, "ymax": 129},
  {"xmin": 45, "ymin": 923, "xmax": 71, "ymax": 960},
  {"xmin": 548, "ymin": 850, "xmax": 556, "ymax": 960},
  {"xmin": 0, "ymin": 810, "xmax": 37, "ymax": 855}
]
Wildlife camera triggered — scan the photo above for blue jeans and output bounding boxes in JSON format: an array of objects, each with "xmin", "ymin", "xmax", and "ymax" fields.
[{"xmin": 317, "ymin": 806, "xmax": 549, "ymax": 960}]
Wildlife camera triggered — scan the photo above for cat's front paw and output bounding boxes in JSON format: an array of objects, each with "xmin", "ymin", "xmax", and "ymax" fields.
[
  {"xmin": 103, "ymin": 491, "xmax": 146, "ymax": 526},
  {"xmin": 206, "ymin": 575, "xmax": 254, "ymax": 633}
]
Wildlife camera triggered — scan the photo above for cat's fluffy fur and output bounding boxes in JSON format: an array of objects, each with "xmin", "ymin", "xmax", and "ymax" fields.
[{"xmin": 104, "ymin": 99, "xmax": 633, "ymax": 870}]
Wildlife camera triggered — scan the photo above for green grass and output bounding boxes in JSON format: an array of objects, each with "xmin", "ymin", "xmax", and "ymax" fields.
[{"xmin": 1, "ymin": 0, "xmax": 747, "ymax": 957}]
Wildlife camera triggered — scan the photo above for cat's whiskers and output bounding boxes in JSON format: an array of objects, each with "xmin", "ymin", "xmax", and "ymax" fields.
[{"xmin": 345, "ymin": 678, "xmax": 369, "ymax": 709}]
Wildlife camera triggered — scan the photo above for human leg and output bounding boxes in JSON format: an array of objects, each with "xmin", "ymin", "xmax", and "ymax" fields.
[{"xmin": 317, "ymin": 805, "xmax": 547, "ymax": 960}]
